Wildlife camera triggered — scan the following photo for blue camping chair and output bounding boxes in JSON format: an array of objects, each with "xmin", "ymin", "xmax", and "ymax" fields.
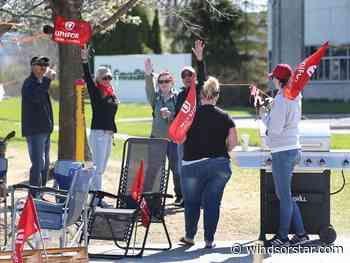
[{"xmin": 10, "ymin": 164, "xmax": 94, "ymax": 249}]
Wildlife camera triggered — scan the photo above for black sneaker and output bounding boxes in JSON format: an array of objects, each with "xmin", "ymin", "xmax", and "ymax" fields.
[
  {"xmin": 264, "ymin": 234, "xmax": 290, "ymax": 247},
  {"xmin": 289, "ymin": 234, "xmax": 309, "ymax": 246},
  {"xmin": 174, "ymin": 197, "xmax": 184, "ymax": 207}
]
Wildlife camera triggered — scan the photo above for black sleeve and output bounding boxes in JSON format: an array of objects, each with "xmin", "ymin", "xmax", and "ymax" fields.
[
  {"xmin": 196, "ymin": 60, "xmax": 207, "ymax": 94},
  {"xmin": 82, "ymin": 62, "xmax": 98, "ymax": 101},
  {"xmin": 225, "ymin": 113, "xmax": 236, "ymax": 129}
]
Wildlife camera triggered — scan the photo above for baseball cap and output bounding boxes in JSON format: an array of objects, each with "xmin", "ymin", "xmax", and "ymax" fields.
[
  {"xmin": 181, "ymin": 66, "xmax": 195, "ymax": 78},
  {"xmin": 268, "ymin": 64, "xmax": 292, "ymax": 81},
  {"xmin": 30, "ymin": 56, "xmax": 50, "ymax": 66}
]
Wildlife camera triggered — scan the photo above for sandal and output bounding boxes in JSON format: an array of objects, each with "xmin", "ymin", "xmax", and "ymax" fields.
[{"xmin": 179, "ymin": 237, "xmax": 195, "ymax": 246}]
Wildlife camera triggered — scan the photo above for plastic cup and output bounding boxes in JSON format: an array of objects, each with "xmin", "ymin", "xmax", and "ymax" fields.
[
  {"xmin": 160, "ymin": 107, "xmax": 169, "ymax": 119},
  {"xmin": 241, "ymin": 134, "xmax": 250, "ymax": 151}
]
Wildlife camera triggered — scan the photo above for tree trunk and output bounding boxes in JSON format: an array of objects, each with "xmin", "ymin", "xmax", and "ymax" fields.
[{"xmin": 52, "ymin": 0, "xmax": 89, "ymax": 160}]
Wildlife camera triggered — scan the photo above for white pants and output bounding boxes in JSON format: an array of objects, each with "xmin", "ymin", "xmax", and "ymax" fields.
[{"xmin": 89, "ymin": 129, "xmax": 113, "ymax": 190}]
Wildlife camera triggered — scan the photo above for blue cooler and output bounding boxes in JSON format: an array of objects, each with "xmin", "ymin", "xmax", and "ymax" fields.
[{"xmin": 53, "ymin": 160, "xmax": 83, "ymax": 191}]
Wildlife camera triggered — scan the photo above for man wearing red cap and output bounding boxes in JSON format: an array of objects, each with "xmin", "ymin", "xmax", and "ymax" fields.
[{"xmin": 261, "ymin": 64, "xmax": 309, "ymax": 247}]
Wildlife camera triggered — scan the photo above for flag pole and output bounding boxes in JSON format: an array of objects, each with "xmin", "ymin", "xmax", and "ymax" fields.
[
  {"xmin": 219, "ymin": 83, "xmax": 272, "ymax": 98},
  {"xmin": 30, "ymin": 193, "xmax": 48, "ymax": 262}
]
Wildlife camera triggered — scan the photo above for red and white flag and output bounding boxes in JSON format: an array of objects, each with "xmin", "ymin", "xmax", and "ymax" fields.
[
  {"xmin": 168, "ymin": 76, "xmax": 197, "ymax": 144},
  {"xmin": 249, "ymin": 84, "xmax": 258, "ymax": 97},
  {"xmin": 131, "ymin": 160, "xmax": 150, "ymax": 227},
  {"xmin": 53, "ymin": 16, "xmax": 92, "ymax": 47},
  {"xmin": 249, "ymin": 84, "xmax": 263, "ymax": 107},
  {"xmin": 12, "ymin": 194, "xmax": 41, "ymax": 263},
  {"xmin": 284, "ymin": 41, "xmax": 329, "ymax": 100}
]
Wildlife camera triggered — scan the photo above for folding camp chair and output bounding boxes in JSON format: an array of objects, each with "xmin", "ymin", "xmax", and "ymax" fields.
[
  {"xmin": 87, "ymin": 137, "xmax": 172, "ymax": 259},
  {"xmin": 10, "ymin": 165, "xmax": 94, "ymax": 250}
]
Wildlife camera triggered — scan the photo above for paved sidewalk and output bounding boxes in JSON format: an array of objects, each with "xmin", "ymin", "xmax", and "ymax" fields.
[{"xmin": 89, "ymin": 238, "xmax": 350, "ymax": 262}]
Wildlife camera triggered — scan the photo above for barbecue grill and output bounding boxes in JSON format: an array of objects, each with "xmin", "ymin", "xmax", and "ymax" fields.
[{"xmin": 234, "ymin": 121, "xmax": 350, "ymax": 244}]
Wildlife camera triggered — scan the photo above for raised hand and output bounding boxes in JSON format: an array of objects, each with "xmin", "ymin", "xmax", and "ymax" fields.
[
  {"xmin": 192, "ymin": 40, "xmax": 205, "ymax": 61},
  {"xmin": 144, "ymin": 58, "xmax": 153, "ymax": 76},
  {"xmin": 46, "ymin": 67, "xmax": 56, "ymax": 80}
]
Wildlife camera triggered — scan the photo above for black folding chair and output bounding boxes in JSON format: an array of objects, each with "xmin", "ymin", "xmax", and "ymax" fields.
[{"xmin": 87, "ymin": 138, "xmax": 172, "ymax": 259}]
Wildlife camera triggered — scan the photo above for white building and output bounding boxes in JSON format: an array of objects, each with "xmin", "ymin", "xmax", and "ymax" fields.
[
  {"xmin": 268, "ymin": 0, "xmax": 350, "ymax": 101},
  {"xmin": 95, "ymin": 53, "xmax": 191, "ymax": 102}
]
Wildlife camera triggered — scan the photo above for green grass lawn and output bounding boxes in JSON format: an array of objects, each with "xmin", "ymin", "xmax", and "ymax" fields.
[
  {"xmin": 1, "ymin": 97, "xmax": 349, "ymax": 150},
  {"xmin": 303, "ymin": 100, "xmax": 350, "ymax": 114}
]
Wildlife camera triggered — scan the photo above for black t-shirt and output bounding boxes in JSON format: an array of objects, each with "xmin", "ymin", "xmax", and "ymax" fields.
[{"xmin": 183, "ymin": 105, "xmax": 236, "ymax": 161}]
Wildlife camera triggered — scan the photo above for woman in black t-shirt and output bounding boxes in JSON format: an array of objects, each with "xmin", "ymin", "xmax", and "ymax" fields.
[
  {"xmin": 179, "ymin": 77, "xmax": 238, "ymax": 248},
  {"xmin": 81, "ymin": 47, "xmax": 119, "ymax": 191}
]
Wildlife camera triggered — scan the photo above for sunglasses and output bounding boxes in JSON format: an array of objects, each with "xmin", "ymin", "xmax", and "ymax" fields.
[
  {"xmin": 181, "ymin": 72, "xmax": 193, "ymax": 79},
  {"xmin": 102, "ymin": 76, "xmax": 112, "ymax": 81},
  {"xmin": 158, "ymin": 79, "xmax": 171, "ymax": 84}
]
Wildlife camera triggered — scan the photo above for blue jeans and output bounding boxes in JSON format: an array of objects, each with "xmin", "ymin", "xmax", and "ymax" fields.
[
  {"xmin": 271, "ymin": 149, "xmax": 305, "ymax": 239},
  {"xmin": 168, "ymin": 142, "xmax": 182, "ymax": 198},
  {"xmin": 181, "ymin": 157, "xmax": 231, "ymax": 242},
  {"xmin": 26, "ymin": 133, "xmax": 51, "ymax": 191}
]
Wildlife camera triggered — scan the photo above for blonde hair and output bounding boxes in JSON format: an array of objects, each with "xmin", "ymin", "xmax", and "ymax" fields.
[
  {"xmin": 95, "ymin": 66, "xmax": 112, "ymax": 82},
  {"xmin": 201, "ymin": 76, "xmax": 220, "ymax": 99}
]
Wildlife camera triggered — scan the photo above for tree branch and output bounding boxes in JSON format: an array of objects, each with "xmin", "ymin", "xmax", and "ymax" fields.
[
  {"xmin": 0, "ymin": 8, "xmax": 19, "ymax": 18},
  {"xmin": 22, "ymin": 14, "xmax": 51, "ymax": 21},
  {"xmin": 93, "ymin": 0, "xmax": 140, "ymax": 34},
  {"xmin": 19, "ymin": 0, "xmax": 47, "ymax": 17},
  {"xmin": 0, "ymin": 23, "xmax": 13, "ymax": 38}
]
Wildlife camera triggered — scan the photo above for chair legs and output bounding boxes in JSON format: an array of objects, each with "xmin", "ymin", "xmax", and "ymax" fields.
[
  {"xmin": 88, "ymin": 218, "xmax": 172, "ymax": 259},
  {"xmin": 115, "ymin": 218, "xmax": 172, "ymax": 253}
]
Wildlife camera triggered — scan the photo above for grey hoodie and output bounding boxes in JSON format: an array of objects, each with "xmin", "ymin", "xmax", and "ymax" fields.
[{"xmin": 262, "ymin": 89, "xmax": 301, "ymax": 153}]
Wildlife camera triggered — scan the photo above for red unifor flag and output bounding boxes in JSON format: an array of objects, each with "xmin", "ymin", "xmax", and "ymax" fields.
[
  {"xmin": 12, "ymin": 194, "xmax": 41, "ymax": 263},
  {"xmin": 53, "ymin": 16, "xmax": 92, "ymax": 47},
  {"xmin": 168, "ymin": 76, "xmax": 197, "ymax": 144},
  {"xmin": 131, "ymin": 160, "xmax": 150, "ymax": 227},
  {"xmin": 284, "ymin": 41, "xmax": 329, "ymax": 100}
]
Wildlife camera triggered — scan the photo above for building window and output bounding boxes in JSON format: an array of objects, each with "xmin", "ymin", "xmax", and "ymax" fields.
[{"xmin": 305, "ymin": 45, "xmax": 350, "ymax": 81}]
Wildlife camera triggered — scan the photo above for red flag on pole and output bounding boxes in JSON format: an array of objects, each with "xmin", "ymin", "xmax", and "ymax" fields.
[
  {"xmin": 284, "ymin": 41, "xmax": 329, "ymax": 100},
  {"xmin": 168, "ymin": 76, "xmax": 197, "ymax": 144},
  {"xmin": 131, "ymin": 160, "xmax": 150, "ymax": 227},
  {"xmin": 12, "ymin": 194, "xmax": 41, "ymax": 263},
  {"xmin": 53, "ymin": 16, "xmax": 92, "ymax": 47}
]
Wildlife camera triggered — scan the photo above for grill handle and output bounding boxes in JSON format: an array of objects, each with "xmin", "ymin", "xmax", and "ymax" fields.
[{"xmin": 301, "ymin": 143, "xmax": 323, "ymax": 148}]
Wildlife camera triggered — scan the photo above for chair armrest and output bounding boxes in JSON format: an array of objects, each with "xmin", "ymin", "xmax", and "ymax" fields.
[
  {"xmin": 142, "ymin": 192, "xmax": 173, "ymax": 199},
  {"xmin": 89, "ymin": 190, "xmax": 118, "ymax": 200},
  {"xmin": 9, "ymin": 183, "xmax": 68, "ymax": 195}
]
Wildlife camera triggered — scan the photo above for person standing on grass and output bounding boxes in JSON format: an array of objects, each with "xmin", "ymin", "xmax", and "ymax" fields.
[
  {"xmin": 261, "ymin": 64, "xmax": 308, "ymax": 247},
  {"xmin": 143, "ymin": 58, "xmax": 181, "ymax": 203},
  {"xmin": 179, "ymin": 76, "xmax": 237, "ymax": 249},
  {"xmin": 174, "ymin": 39, "xmax": 207, "ymax": 207},
  {"xmin": 21, "ymin": 56, "xmax": 56, "ymax": 196},
  {"xmin": 81, "ymin": 46, "xmax": 119, "ymax": 191}
]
